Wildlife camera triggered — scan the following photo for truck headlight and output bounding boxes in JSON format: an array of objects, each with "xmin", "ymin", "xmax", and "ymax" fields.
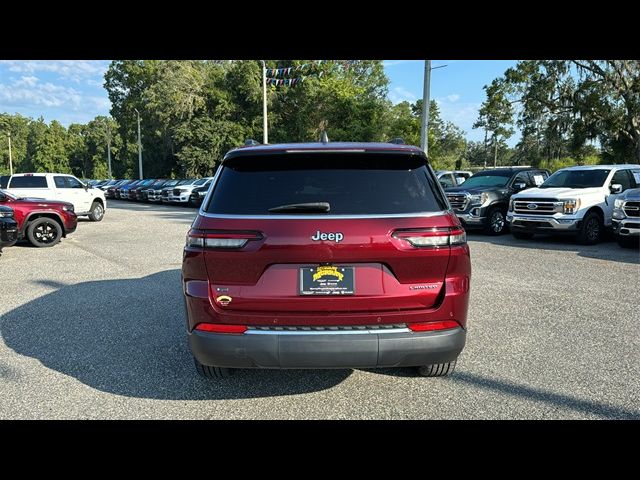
[
  {"xmin": 563, "ymin": 199, "xmax": 580, "ymax": 214},
  {"xmin": 469, "ymin": 192, "xmax": 489, "ymax": 205},
  {"xmin": 508, "ymin": 198, "xmax": 515, "ymax": 212},
  {"xmin": 614, "ymin": 199, "xmax": 624, "ymax": 209},
  {"xmin": 62, "ymin": 205, "xmax": 74, "ymax": 212}
]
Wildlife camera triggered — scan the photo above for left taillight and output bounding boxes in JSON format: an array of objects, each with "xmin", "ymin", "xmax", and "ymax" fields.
[
  {"xmin": 186, "ymin": 229, "xmax": 263, "ymax": 250},
  {"xmin": 392, "ymin": 227, "xmax": 466, "ymax": 248}
]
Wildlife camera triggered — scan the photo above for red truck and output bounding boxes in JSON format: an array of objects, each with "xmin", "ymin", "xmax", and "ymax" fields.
[{"xmin": 0, "ymin": 190, "xmax": 78, "ymax": 247}]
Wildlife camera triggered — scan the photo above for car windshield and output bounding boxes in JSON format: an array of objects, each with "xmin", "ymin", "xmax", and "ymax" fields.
[
  {"xmin": 180, "ymin": 179, "xmax": 196, "ymax": 186},
  {"xmin": 540, "ymin": 169, "xmax": 610, "ymax": 189},
  {"xmin": 194, "ymin": 178, "xmax": 209, "ymax": 186},
  {"xmin": 460, "ymin": 172, "xmax": 512, "ymax": 188},
  {"xmin": 164, "ymin": 180, "xmax": 179, "ymax": 187}
]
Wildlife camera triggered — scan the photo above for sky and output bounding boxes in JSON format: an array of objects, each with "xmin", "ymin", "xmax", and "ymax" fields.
[{"xmin": 0, "ymin": 59, "xmax": 519, "ymax": 144}]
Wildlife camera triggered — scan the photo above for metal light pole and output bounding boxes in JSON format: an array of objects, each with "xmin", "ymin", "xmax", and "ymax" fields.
[
  {"xmin": 7, "ymin": 132, "xmax": 13, "ymax": 175},
  {"xmin": 134, "ymin": 108, "xmax": 143, "ymax": 179},
  {"xmin": 105, "ymin": 122, "xmax": 112, "ymax": 179},
  {"xmin": 261, "ymin": 60, "xmax": 268, "ymax": 144},
  {"xmin": 420, "ymin": 62, "xmax": 448, "ymax": 157},
  {"xmin": 420, "ymin": 60, "xmax": 432, "ymax": 156}
]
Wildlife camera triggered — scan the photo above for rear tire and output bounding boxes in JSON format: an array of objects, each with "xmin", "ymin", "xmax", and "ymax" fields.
[
  {"xmin": 417, "ymin": 360, "xmax": 456, "ymax": 377},
  {"xmin": 484, "ymin": 207, "xmax": 507, "ymax": 235},
  {"xmin": 512, "ymin": 231, "xmax": 534, "ymax": 240},
  {"xmin": 88, "ymin": 201, "xmax": 104, "ymax": 222},
  {"xmin": 194, "ymin": 357, "xmax": 234, "ymax": 379},
  {"xmin": 26, "ymin": 217, "xmax": 63, "ymax": 247},
  {"xmin": 577, "ymin": 211, "xmax": 602, "ymax": 245}
]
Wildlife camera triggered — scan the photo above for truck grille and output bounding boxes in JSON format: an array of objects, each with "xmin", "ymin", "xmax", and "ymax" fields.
[
  {"xmin": 162, "ymin": 190, "xmax": 169, "ymax": 197},
  {"xmin": 513, "ymin": 198, "xmax": 560, "ymax": 215},
  {"xmin": 446, "ymin": 193, "xmax": 468, "ymax": 211},
  {"xmin": 173, "ymin": 188, "xmax": 185, "ymax": 195},
  {"xmin": 623, "ymin": 201, "xmax": 640, "ymax": 217}
]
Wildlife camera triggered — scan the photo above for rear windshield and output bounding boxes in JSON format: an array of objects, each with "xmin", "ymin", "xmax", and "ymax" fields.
[
  {"xmin": 206, "ymin": 153, "xmax": 447, "ymax": 215},
  {"xmin": 540, "ymin": 169, "xmax": 610, "ymax": 189},
  {"xmin": 9, "ymin": 176, "xmax": 48, "ymax": 188}
]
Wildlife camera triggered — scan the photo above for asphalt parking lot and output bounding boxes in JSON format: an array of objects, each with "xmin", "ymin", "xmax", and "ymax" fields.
[{"xmin": 1, "ymin": 201, "xmax": 638, "ymax": 419}]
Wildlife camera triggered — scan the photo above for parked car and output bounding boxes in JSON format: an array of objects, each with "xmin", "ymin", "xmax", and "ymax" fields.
[
  {"xmin": 127, "ymin": 179, "xmax": 157, "ymax": 200},
  {"xmin": 435, "ymin": 170, "xmax": 472, "ymax": 188},
  {"xmin": 118, "ymin": 179, "xmax": 143, "ymax": 199},
  {"xmin": 612, "ymin": 187, "xmax": 640, "ymax": 248},
  {"xmin": 189, "ymin": 184, "xmax": 211, "ymax": 208},
  {"xmin": 98, "ymin": 179, "xmax": 119, "ymax": 192},
  {"xmin": 507, "ymin": 164, "xmax": 640, "ymax": 244},
  {"xmin": 0, "ymin": 205, "xmax": 19, "ymax": 256},
  {"xmin": 445, "ymin": 167, "xmax": 550, "ymax": 235},
  {"xmin": 3, "ymin": 173, "xmax": 106, "ymax": 221},
  {"xmin": 148, "ymin": 179, "xmax": 180, "ymax": 203},
  {"xmin": 161, "ymin": 179, "xmax": 194, "ymax": 203},
  {"xmin": 0, "ymin": 190, "xmax": 78, "ymax": 247},
  {"xmin": 168, "ymin": 177, "xmax": 214, "ymax": 204},
  {"xmin": 138, "ymin": 179, "xmax": 168, "ymax": 201},
  {"xmin": 105, "ymin": 180, "xmax": 130, "ymax": 198},
  {"xmin": 183, "ymin": 141, "xmax": 470, "ymax": 379}
]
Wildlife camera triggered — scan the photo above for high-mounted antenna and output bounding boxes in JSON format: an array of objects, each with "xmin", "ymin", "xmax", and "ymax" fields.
[
  {"xmin": 319, "ymin": 131, "xmax": 329, "ymax": 143},
  {"xmin": 244, "ymin": 139, "xmax": 259, "ymax": 146}
]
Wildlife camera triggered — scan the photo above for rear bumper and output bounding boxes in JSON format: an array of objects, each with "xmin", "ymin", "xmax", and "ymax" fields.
[{"xmin": 189, "ymin": 326, "xmax": 466, "ymax": 369}]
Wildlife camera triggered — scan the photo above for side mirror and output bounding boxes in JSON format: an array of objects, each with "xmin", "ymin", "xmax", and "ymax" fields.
[
  {"xmin": 610, "ymin": 184, "xmax": 622, "ymax": 194},
  {"xmin": 513, "ymin": 182, "xmax": 527, "ymax": 191}
]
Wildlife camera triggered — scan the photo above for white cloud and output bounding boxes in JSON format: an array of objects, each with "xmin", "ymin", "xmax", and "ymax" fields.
[
  {"xmin": 444, "ymin": 94, "xmax": 460, "ymax": 102},
  {"xmin": 389, "ymin": 86, "xmax": 418, "ymax": 104},
  {"xmin": 0, "ymin": 77, "xmax": 97, "ymax": 110},
  {"xmin": 0, "ymin": 60, "xmax": 109, "ymax": 83},
  {"xmin": 383, "ymin": 60, "xmax": 410, "ymax": 68}
]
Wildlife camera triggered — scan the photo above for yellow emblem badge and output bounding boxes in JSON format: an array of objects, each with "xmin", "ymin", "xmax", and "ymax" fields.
[
  {"xmin": 215, "ymin": 295, "xmax": 232, "ymax": 306},
  {"xmin": 313, "ymin": 266, "xmax": 344, "ymax": 282}
]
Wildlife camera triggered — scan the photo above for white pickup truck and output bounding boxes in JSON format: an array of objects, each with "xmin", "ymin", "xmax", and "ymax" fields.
[
  {"xmin": 506, "ymin": 164, "xmax": 640, "ymax": 244},
  {"xmin": 3, "ymin": 173, "xmax": 107, "ymax": 221}
]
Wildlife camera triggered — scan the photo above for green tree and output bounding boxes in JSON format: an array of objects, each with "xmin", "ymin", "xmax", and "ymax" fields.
[{"xmin": 473, "ymin": 78, "xmax": 515, "ymax": 167}]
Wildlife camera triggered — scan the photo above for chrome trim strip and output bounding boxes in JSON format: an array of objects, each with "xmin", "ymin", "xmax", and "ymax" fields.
[
  {"xmin": 245, "ymin": 327, "xmax": 411, "ymax": 335},
  {"xmin": 198, "ymin": 210, "xmax": 449, "ymax": 220}
]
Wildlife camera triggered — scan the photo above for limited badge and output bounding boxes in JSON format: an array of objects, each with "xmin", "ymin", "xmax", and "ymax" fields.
[{"xmin": 215, "ymin": 295, "xmax": 232, "ymax": 306}]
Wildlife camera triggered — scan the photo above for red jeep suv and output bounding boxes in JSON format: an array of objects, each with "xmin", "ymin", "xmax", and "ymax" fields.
[
  {"xmin": 0, "ymin": 190, "xmax": 78, "ymax": 247},
  {"xmin": 182, "ymin": 142, "xmax": 471, "ymax": 378}
]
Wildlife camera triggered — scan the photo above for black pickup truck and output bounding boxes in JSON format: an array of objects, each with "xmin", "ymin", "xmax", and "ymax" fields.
[{"xmin": 444, "ymin": 167, "xmax": 550, "ymax": 235}]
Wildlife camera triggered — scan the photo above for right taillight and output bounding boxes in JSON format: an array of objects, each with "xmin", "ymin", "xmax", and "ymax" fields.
[
  {"xmin": 186, "ymin": 229, "xmax": 263, "ymax": 250},
  {"xmin": 392, "ymin": 227, "xmax": 466, "ymax": 248}
]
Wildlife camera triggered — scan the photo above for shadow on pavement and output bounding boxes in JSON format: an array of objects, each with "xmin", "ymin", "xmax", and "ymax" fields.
[
  {"xmin": 364, "ymin": 368, "xmax": 639, "ymax": 419},
  {"xmin": 1, "ymin": 269, "xmax": 350, "ymax": 400},
  {"xmin": 466, "ymin": 231, "xmax": 640, "ymax": 265}
]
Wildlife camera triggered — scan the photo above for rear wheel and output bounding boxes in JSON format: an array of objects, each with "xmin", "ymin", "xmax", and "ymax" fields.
[
  {"xmin": 26, "ymin": 218, "xmax": 63, "ymax": 247},
  {"xmin": 88, "ymin": 201, "xmax": 104, "ymax": 222},
  {"xmin": 512, "ymin": 231, "xmax": 534, "ymax": 240},
  {"xmin": 577, "ymin": 211, "xmax": 602, "ymax": 245},
  {"xmin": 194, "ymin": 357, "xmax": 234, "ymax": 379},
  {"xmin": 484, "ymin": 207, "xmax": 507, "ymax": 235},
  {"xmin": 417, "ymin": 360, "xmax": 456, "ymax": 377}
]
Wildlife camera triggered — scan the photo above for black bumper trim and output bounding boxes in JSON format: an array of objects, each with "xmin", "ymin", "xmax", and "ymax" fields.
[{"xmin": 189, "ymin": 327, "xmax": 466, "ymax": 369}]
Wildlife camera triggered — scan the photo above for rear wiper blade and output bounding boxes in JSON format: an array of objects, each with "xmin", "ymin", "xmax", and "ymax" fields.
[{"xmin": 268, "ymin": 202, "xmax": 331, "ymax": 213}]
